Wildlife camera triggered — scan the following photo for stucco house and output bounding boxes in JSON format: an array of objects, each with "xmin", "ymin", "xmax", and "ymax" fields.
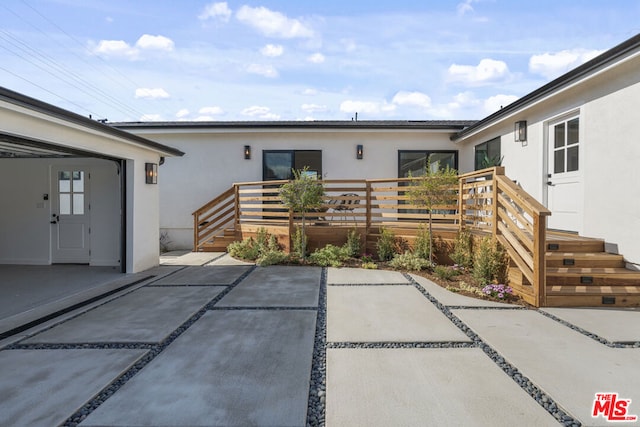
[
  {"xmin": 0, "ymin": 87, "xmax": 184, "ymax": 274},
  {"xmin": 114, "ymin": 33, "xmax": 640, "ymax": 272}
]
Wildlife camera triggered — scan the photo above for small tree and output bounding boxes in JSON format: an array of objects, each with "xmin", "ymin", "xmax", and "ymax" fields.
[
  {"xmin": 279, "ymin": 167, "xmax": 325, "ymax": 258},
  {"xmin": 406, "ymin": 156, "xmax": 459, "ymax": 262}
]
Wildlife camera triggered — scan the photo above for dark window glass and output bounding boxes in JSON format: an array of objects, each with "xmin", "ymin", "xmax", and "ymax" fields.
[
  {"xmin": 474, "ymin": 137, "xmax": 500, "ymax": 170},
  {"xmin": 567, "ymin": 146, "xmax": 579, "ymax": 172},
  {"xmin": 554, "ymin": 150, "xmax": 565, "ymax": 174},
  {"xmin": 554, "ymin": 123, "xmax": 565, "ymax": 148},
  {"xmin": 567, "ymin": 118, "xmax": 579, "ymax": 145},
  {"xmin": 263, "ymin": 151, "xmax": 294, "ymax": 180}
]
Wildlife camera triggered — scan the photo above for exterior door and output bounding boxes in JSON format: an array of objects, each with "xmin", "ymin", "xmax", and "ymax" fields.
[
  {"xmin": 51, "ymin": 168, "xmax": 91, "ymax": 263},
  {"xmin": 546, "ymin": 116, "xmax": 582, "ymax": 232}
]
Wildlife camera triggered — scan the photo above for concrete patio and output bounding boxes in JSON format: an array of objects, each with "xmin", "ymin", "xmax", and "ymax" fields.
[{"xmin": 0, "ymin": 253, "xmax": 638, "ymax": 426}]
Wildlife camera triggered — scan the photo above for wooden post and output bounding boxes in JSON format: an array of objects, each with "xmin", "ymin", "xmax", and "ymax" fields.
[
  {"xmin": 233, "ymin": 184, "xmax": 240, "ymax": 228},
  {"xmin": 533, "ymin": 214, "xmax": 547, "ymax": 307},
  {"xmin": 458, "ymin": 176, "xmax": 464, "ymax": 232},
  {"xmin": 288, "ymin": 208, "xmax": 294, "ymax": 253},
  {"xmin": 491, "ymin": 172, "xmax": 499, "ymax": 240},
  {"xmin": 365, "ymin": 181, "xmax": 372, "ymax": 237},
  {"xmin": 193, "ymin": 211, "xmax": 199, "ymax": 252}
]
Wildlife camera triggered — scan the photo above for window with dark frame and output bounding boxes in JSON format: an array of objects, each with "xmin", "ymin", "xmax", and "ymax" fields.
[{"xmin": 474, "ymin": 137, "xmax": 501, "ymax": 170}]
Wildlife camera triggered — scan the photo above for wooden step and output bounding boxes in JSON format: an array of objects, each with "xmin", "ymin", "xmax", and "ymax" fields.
[
  {"xmin": 546, "ymin": 285, "xmax": 640, "ymax": 307},
  {"xmin": 198, "ymin": 235, "xmax": 237, "ymax": 252},
  {"xmin": 545, "ymin": 238, "xmax": 604, "ymax": 253},
  {"xmin": 546, "ymin": 252, "xmax": 625, "ymax": 268},
  {"xmin": 546, "ymin": 267, "xmax": 640, "ymax": 286}
]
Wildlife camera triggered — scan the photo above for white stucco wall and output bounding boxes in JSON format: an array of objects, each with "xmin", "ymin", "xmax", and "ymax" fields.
[
  {"xmin": 127, "ymin": 127, "xmax": 469, "ymax": 249},
  {"xmin": 457, "ymin": 50, "xmax": 640, "ymax": 265}
]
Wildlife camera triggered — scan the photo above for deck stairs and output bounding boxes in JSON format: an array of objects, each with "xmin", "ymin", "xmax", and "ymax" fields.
[{"xmin": 509, "ymin": 232, "xmax": 640, "ymax": 307}]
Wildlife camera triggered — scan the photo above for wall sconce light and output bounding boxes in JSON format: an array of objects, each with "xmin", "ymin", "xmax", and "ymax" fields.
[
  {"xmin": 244, "ymin": 145, "xmax": 251, "ymax": 160},
  {"xmin": 145, "ymin": 163, "xmax": 158, "ymax": 184},
  {"xmin": 514, "ymin": 120, "xmax": 527, "ymax": 142},
  {"xmin": 356, "ymin": 144, "xmax": 363, "ymax": 160}
]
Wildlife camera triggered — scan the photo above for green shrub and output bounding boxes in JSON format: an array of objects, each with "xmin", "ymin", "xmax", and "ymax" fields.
[
  {"xmin": 472, "ymin": 237, "xmax": 509, "ymax": 285},
  {"xmin": 433, "ymin": 265, "xmax": 457, "ymax": 281},
  {"xmin": 389, "ymin": 252, "xmax": 433, "ymax": 271},
  {"xmin": 450, "ymin": 230, "xmax": 473, "ymax": 268},
  {"xmin": 361, "ymin": 262, "xmax": 378, "ymax": 269},
  {"xmin": 256, "ymin": 250, "xmax": 289, "ymax": 266},
  {"xmin": 413, "ymin": 225, "xmax": 431, "ymax": 260},
  {"xmin": 228, "ymin": 237, "xmax": 261, "ymax": 260},
  {"xmin": 376, "ymin": 227, "xmax": 396, "ymax": 261},
  {"xmin": 309, "ymin": 244, "xmax": 350, "ymax": 267},
  {"xmin": 345, "ymin": 228, "xmax": 361, "ymax": 257}
]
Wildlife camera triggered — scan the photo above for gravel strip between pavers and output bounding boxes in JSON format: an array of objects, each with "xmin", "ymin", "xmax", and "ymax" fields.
[
  {"xmin": 538, "ymin": 310, "xmax": 640, "ymax": 349},
  {"xmin": 307, "ymin": 267, "xmax": 327, "ymax": 427},
  {"xmin": 327, "ymin": 341, "xmax": 474, "ymax": 349},
  {"xmin": 403, "ymin": 273, "xmax": 580, "ymax": 427},
  {"xmin": 60, "ymin": 265, "xmax": 257, "ymax": 427}
]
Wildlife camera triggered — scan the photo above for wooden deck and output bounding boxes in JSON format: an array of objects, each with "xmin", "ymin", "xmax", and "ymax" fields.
[{"xmin": 192, "ymin": 168, "xmax": 639, "ymax": 308}]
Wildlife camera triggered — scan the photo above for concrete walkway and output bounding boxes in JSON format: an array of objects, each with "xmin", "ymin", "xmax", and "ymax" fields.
[{"xmin": 0, "ymin": 256, "xmax": 638, "ymax": 426}]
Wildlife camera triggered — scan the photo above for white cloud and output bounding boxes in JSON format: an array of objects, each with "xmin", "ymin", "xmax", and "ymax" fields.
[
  {"xmin": 242, "ymin": 105, "xmax": 280, "ymax": 120},
  {"xmin": 391, "ymin": 91, "xmax": 432, "ymax": 109},
  {"xmin": 247, "ymin": 63, "xmax": 279, "ymax": 78},
  {"xmin": 199, "ymin": 106, "xmax": 224, "ymax": 115},
  {"xmin": 140, "ymin": 113, "xmax": 163, "ymax": 121},
  {"xmin": 307, "ymin": 53, "xmax": 325, "ymax": 64},
  {"xmin": 301, "ymin": 103, "xmax": 328, "ymax": 113},
  {"xmin": 483, "ymin": 94, "xmax": 519, "ymax": 114},
  {"xmin": 448, "ymin": 59, "xmax": 510, "ymax": 85},
  {"xmin": 199, "ymin": 2, "xmax": 232, "ymax": 22},
  {"xmin": 135, "ymin": 88, "xmax": 170, "ymax": 99},
  {"xmin": 302, "ymin": 88, "xmax": 318, "ymax": 96},
  {"xmin": 529, "ymin": 49, "xmax": 604, "ymax": 80},
  {"xmin": 457, "ymin": 0, "xmax": 478, "ymax": 15},
  {"xmin": 93, "ymin": 40, "xmax": 137, "ymax": 58},
  {"xmin": 176, "ymin": 108, "xmax": 190, "ymax": 118},
  {"xmin": 135, "ymin": 34, "xmax": 174, "ymax": 51},
  {"xmin": 447, "ymin": 91, "xmax": 481, "ymax": 110},
  {"xmin": 260, "ymin": 44, "xmax": 284, "ymax": 57},
  {"xmin": 339, "ymin": 100, "xmax": 396, "ymax": 115},
  {"xmin": 236, "ymin": 5, "xmax": 314, "ymax": 39}
]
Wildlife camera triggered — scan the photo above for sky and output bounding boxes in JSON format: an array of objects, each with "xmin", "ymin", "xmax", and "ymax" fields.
[{"xmin": 1, "ymin": 0, "xmax": 639, "ymax": 123}]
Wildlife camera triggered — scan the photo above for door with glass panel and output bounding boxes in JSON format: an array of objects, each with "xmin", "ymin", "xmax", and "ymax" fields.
[
  {"xmin": 546, "ymin": 116, "xmax": 582, "ymax": 232},
  {"xmin": 51, "ymin": 167, "xmax": 91, "ymax": 263}
]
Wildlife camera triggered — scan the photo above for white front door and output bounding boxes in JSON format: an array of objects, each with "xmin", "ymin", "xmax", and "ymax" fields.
[
  {"xmin": 546, "ymin": 116, "xmax": 583, "ymax": 232},
  {"xmin": 51, "ymin": 168, "xmax": 91, "ymax": 263}
]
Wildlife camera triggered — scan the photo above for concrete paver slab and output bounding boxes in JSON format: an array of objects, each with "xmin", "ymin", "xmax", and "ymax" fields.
[
  {"xmin": 542, "ymin": 307, "xmax": 640, "ymax": 342},
  {"xmin": 0, "ymin": 348, "xmax": 145, "ymax": 427},
  {"xmin": 454, "ymin": 309, "xmax": 640, "ymax": 426},
  {"xmin": 217, "ymin": 265, "xmax": 321, "ymax": 307},
  {"xmin": 326, "ymin": 348, "xmax": 558, "ymax": 427},
  {"xmin": 160, "ymin": 251, "xmax": 223, "ymax": 266},
  {"xmin": 411, "ymin": 274, "xmax": 517, "ymax": 307},
  {"xmin": 208, "ymin": 253, "xmax": 255, "ymax": 266},
  {"xmin": 328, "ymin": 285, "xmax": 470, "ymax": 342},
  {"xmin": 80, "ymin": 310, "xmax": 317, "ymax": 427},
  {"xmin": 152, "ymin": 265, "xmax": 251, "ymax": 285},
  {"xmin": 327, "ymin": 267, "xmax": 409, "ymax": 284},
  {"xmin": 24, "ymin": 287, "xmax": 224, "ymax": 343}
]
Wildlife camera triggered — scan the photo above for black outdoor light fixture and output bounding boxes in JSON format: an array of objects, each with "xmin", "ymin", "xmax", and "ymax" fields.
[
  {"xmin": 515, "ymin": 120, "xmax": 527, "ymax": 142},
  {"xmin": 244, "ymin": 145, "xmax": 251, "ymax": 159},
  {"xmin": 145, "ymin": 162, "xmax": 158, "ymax": 184},
  {"xmin": 356, "ymin": 144, "xmax": 363, "ymax": 159}
]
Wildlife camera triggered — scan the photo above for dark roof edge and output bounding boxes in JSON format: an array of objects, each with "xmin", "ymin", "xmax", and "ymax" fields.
[
  {"xmin": 451, "ymin": 32, "xmax": 640, "ymax": 141},
  {"xmin": 111, "ymin": 120, "xmax": 478, "ymax": 131},
  {"xmin": 0, "ymin": 86, "xmax": 184, "ymax": 157}
]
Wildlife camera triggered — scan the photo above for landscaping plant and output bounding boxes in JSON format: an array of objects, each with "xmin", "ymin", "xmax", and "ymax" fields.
[
  {"xmin": 279, "ymin": 167, "xmax": 325, "ymax": 259},
  {"xmin": 472, "ymin": 236, "xmax": 509, "ymax": 285},
  {"xmin": 389, "ymin": 252, "xmax": 432, "ymax": 271},
  {"xmin": 376, "ymin": 227, "xmax": 396, "ymax": 261},
  {"xmin": 345, "ymin": 228, "xmax": 361, "ymax": 257},
  {"xmin": 450, "ymin": 229, "xmax": 473, "ymax": 268},
  {"xmin": 406, "ymin": 156, "xmax": 458, "ymax": 262}
]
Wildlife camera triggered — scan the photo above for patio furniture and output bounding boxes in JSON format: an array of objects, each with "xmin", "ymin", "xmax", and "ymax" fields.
[{"xmin": 327, "ymin": 193, "xmax": 360, "ymax": 223}]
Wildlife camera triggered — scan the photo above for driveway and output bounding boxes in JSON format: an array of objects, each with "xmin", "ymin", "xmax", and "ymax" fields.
[{"xmin": 0, "ymin": 253, "xmax": 638, "ymax": 426}]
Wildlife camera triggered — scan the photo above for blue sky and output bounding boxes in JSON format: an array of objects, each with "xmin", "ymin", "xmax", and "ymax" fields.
[{"xmin": 1, "ymin": 0, "xmax": 639, "ymax": 122}]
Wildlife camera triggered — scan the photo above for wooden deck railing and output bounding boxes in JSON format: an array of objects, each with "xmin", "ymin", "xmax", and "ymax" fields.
[{"xmin": 192, "ymin": 167, "xmax": 551, "ymax": 306}]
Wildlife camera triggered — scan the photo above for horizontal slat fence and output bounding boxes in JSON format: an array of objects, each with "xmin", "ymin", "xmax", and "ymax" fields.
[{"xmin": 192, "ymin": 167, "xmax": 551, "ymax": 306}]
